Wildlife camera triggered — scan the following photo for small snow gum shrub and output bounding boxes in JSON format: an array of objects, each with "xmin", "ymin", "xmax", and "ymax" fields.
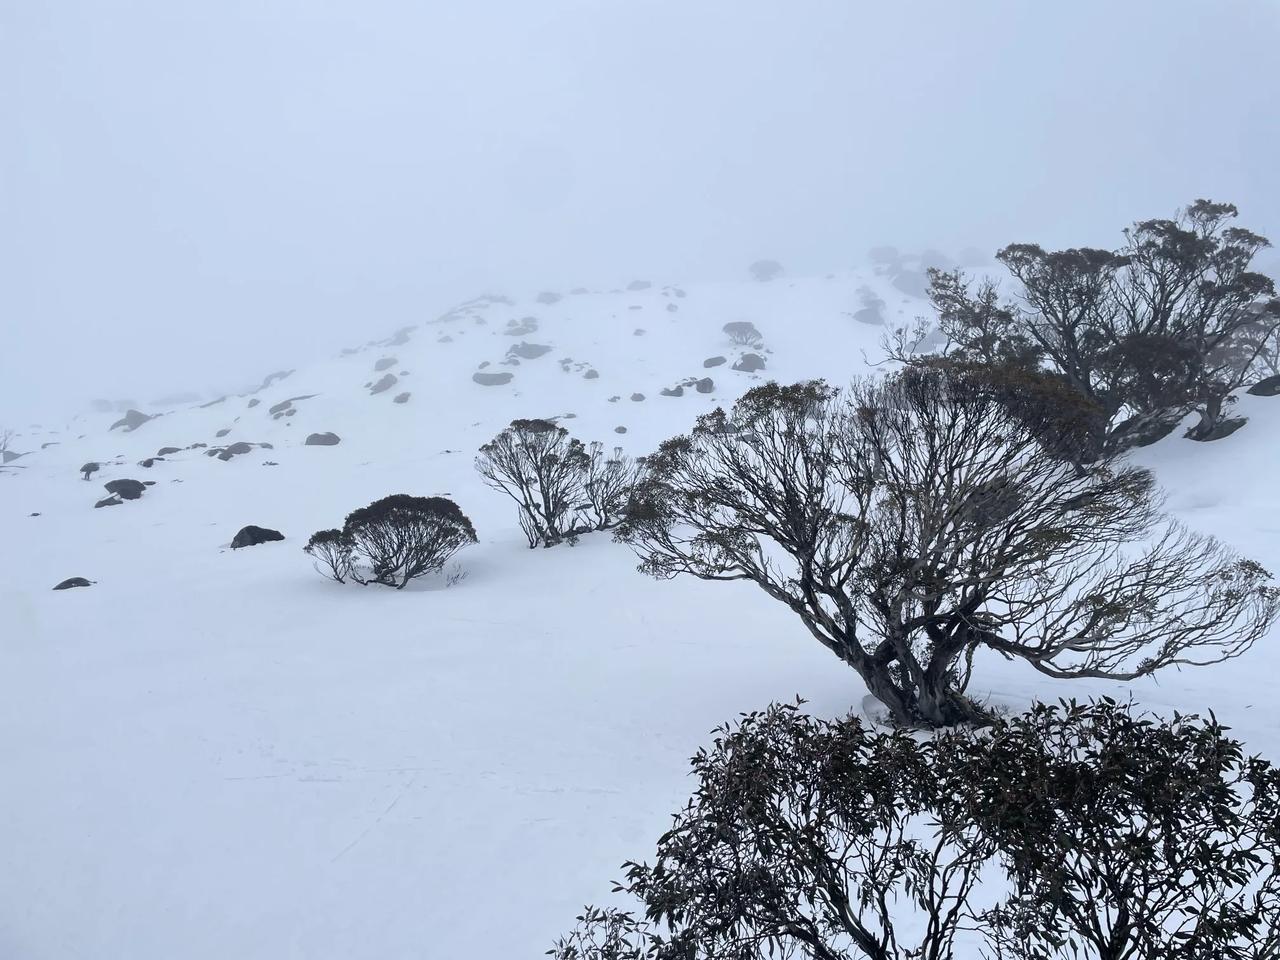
[
  {"xmin": 476, "ymin": 420, "xmax": 643, "ymax": 548},
  {"xmin": 305, "ymin": 495, "xmax": 476, "ymax": 589},
  {"xmin": 552, "ymin": 699, "xmax": 1280, "ymax": 960},
  {"xmin": 304, "ymin": 529, "xmax": 353, "ymax": 583},
  {"xmin": 748, "ymin": 259, "xmax": 783, "ymax": 282},
  {"xmin": 721, "ymin": 320, "xmax": 762, "ymax": 346},
  {"xmin": 616, "ymin": 368, "xmax": 1278, "ymax": 728}
]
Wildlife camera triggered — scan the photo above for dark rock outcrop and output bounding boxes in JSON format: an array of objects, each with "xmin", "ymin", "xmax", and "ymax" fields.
[
  {"xmin": 157, "ymin": 447, "xmax": 181, "ymax": 456},
  {"xmin": 703, "ymin": 356, "xmax": 726, "ymax": 368},
  {"xmin": 231, "ymin": 525, "xmax": 285, "ymax": 549},
  {"xmin": 217, "ymin": 442, "xmax": 254, "ymax": 461},
  {"xmin": 472, "ymin": 372, "xmax": 514, "ymax": 386},
  {"xmin": 374, "ymin": 357, "xmax": 398, "ymax": 371},
  {"xmin": 109, "ymin": 409, "xmax": 153, "ymax": 432},
  {"xmin": 732, "ymin": 353, "xmax": 766, "ymax": 373},
  {"xmin": 104, "ymin": 478, "xmax": 146, "ymax": 500},
  {"xmin": 393, "ymin": 392, "xmax": 411, "ymax": 404},
  {"xmin": 694, "ymin": 377, "xmax": 715, "ymax": 394},
  {"xmin": 1247, "ymin": 374, "xmax": 1280, "ymax": 397},
  {"xmin": 53, "ymin": 577, "xmax": 93, "ymax": 590},
  {"xmin": 507, "ymin": 341, "xmax": 553, "ymax": 360},
  {"xmin": 305, "ymin": 432, "xmax": 341, "ymax": 446},
  {"xmin": 370, "ymin": 373, "xmax": 399, "ymax": 395}
]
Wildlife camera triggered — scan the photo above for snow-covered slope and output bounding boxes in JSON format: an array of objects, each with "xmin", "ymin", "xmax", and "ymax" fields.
[{"xmin": 2, "ymin": 271, "xmax": 1277, "ymax": 959}]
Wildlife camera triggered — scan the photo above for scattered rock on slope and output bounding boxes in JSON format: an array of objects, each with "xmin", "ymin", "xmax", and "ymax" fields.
[
  {"xmin": 104, "ymin": 478, "xmax": 146, "ymax": 500},
  {"xmin": 370, "ymin": 373, "xmax": 399, "ymax": 395},
  {"xmin": 374, "ymin": 357, "xmax": 398, "ymax": 371},
  {"xmin": 507, "ymin": 341, "xmax": 553, "ymax": 360},
  {"xmin": 305, "ymin": 432, "xmax": 341, "ymax": 446},
  {"xmin": 732, "ymin": 353, "xmax": 766, "ymax": 373},
  {"xmin": 1248, "ymin": 374, "xmax": 1280, "ymax": 397},
  {"xmin": 109, "ymin": 409, "xmax": 153, "ymax": 432},
  {"xmin": 231, "ymin": 525, "xmax": 285, "ymax": 549},
  {"xmin": 53, "ymin": 577, "xmax": 93, "ymax": 591},
  {"xmin": 473, "ymin": 372, "xmax": 513, "ymax": 386}
]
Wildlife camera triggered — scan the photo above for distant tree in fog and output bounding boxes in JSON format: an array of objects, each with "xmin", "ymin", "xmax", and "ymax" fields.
[{"xmin": 748, "ymin": 259, "xmax": 784, "ymax": 282}]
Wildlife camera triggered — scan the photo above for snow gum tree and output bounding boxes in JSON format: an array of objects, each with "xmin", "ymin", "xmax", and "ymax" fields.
[
  {"xmin": 907, "ymin": 200, "xmax": 1280, "ymax": 452},
  {"xmin": 616, "ymin": 367, "xmax": 1278, "ymax": 728},
  {"xmin": 477, "ymin": 420, "xmax": 642, "ymax": 547}
]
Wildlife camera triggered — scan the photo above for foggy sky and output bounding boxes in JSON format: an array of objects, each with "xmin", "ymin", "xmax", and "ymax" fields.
[{"xmin": 3, "ymin": 0, "xmax": 1278, "ymax": 423}]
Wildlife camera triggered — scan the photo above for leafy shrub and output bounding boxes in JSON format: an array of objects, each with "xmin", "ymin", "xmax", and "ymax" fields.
[
  {"xmin": 304, "ymin": 495, "xmax": 476, "ymax": 588},
  {"xmin": 552, "ymin": 700, "xmax": 1280, "ymax": 960}
]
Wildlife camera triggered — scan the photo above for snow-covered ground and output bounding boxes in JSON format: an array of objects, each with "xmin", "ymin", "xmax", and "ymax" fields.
[{"xmin": 2, "ymin": 271, "xmax": 1277, "ymax": 958}]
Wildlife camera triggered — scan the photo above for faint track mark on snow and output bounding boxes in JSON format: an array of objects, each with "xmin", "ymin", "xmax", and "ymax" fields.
[{"xmin": 330, "ymin": 775, "xmax": 418, "ymax": 863}]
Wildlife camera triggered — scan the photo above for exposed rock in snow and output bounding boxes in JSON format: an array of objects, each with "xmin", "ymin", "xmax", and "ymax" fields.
[
  {"xmin": 52, "ymin": 577, "xmax": 92, "ymax": 590},
  {"xmin": 230, "ymin": 525, "xmax": 285, "ymax": 549},
  {"xmin": 370, "ymin": 373, "xmax": 399, "ymax": 395},
  {"xmin": 507, "ymin": 342, "xmax": 553, "ymax": 360},
  {"xmin": 103, "ymin": 478, "xmax": 146, "ymax": 500},
  {"xmin": 304, "ymin": 432, "xmax": 341, "ymax": 446},
  {"xmin": 1248, "ymin": 374, "xmax": 1280, "ymax": 397},
  {"xmin": 109, "ymin": 409, "xmax": 153, "ymax": 432}
]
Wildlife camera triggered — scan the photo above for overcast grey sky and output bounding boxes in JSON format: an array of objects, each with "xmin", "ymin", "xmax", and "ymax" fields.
[{"xmin": 3, "ymin": 0, "xmax": 1278, "ymax": 421}]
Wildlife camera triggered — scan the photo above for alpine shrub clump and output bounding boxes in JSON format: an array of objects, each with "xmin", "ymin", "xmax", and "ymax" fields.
[
  {"xmin": 553, "ymin": 699, "xmax": 1280, "ymax": 960},
  {"xmin": 304, "ymin": 494, "xmax": 476, "ymax": 588},
  {"xmin": 476, "ymin": 419, "xmax": 643, "ymax": 548}
]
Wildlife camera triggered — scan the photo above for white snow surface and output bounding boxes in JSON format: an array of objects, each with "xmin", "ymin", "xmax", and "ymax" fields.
[{"xmin": 2, "ymin": 273, "xmax": 1278, "ymax": 958}]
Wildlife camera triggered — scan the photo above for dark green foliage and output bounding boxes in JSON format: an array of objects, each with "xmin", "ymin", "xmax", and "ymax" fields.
[
  {"xmin": 552, "ymin": 700, "xmax": 1280, "ymax": 960},
  {"xmin": 963, "ymin": 700, "xmax": 1280, "ymax": 960}
]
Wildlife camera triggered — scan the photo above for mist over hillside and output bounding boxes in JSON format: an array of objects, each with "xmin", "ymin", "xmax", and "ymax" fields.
[{"xmin": 4, "ymin": 2, "xmax": 1280, "ymax": 958}]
